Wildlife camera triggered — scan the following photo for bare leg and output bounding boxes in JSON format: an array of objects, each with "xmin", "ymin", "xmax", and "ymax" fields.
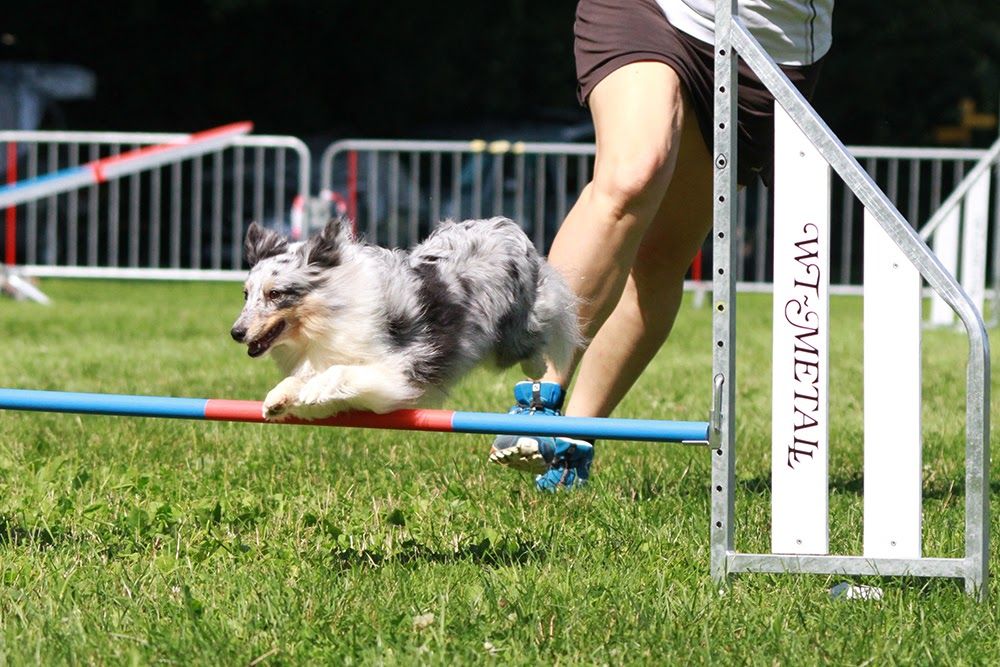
[
  {"xmin": 564, "ymin": 115, "xmax": 713, "ymax": 418},
  {"xmin": 539, "ymin": 61, "xmax": 712, "ymax": 413},
  {"xmin": 490, "ymin": 61, "xmax": 711, "ymax": 484},
  {"xmin": 544, "ymin": 61, "xmax": 688, "ymax": 377}
]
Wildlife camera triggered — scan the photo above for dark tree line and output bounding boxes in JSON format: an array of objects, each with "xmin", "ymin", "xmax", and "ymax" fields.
[{"xmin": 4, "ymin": 0, "xmax": 998, "ymax": 146}]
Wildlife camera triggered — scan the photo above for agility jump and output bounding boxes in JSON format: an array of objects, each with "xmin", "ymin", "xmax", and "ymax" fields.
[
  {"xmin": 0, "ymin": 1, "xmax": 990, "ymax": 600},
  {"xmin": 710, "ymin": 0, "xmax": 990, "ymax": 598},
  {"xmin": 0, "ymin": 121, "xmax": 253, "ymax": 210},
  {"xmin": 0, "ymin": 388, "xmax": 711, "ymax": 444}
]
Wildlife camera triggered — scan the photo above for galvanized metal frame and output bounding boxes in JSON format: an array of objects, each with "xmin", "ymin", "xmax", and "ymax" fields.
[
  {"xmin": 919, "ymin": 138, "xmax": 1000, "ymax": 241},
  {"xmin": 711, "ymin": 0, "xmax": 990, "ymax": 597}
]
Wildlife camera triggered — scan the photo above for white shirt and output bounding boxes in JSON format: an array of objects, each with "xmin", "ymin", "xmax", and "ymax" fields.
[{"xmin": 656, "ymin": 0, "xmax": 834, "ymax": 66}]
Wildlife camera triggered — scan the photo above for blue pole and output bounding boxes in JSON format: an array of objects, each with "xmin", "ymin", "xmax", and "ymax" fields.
[{"xmin": 0, "ymin": 388, "xmax": 711, "ymax": 444}]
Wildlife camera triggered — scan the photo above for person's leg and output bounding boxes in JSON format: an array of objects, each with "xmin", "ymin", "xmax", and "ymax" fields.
[
  {"xmin": 545, "ymin": 60, "xmax": 690, "ymax": 371},
  {"xmin": 490, "ymin": 60, "xmax": 699, "ymax": 485},
  {"xmin": 562, "ymin": 102, "xmax": 714, "ymax": 418},
  {"xmin": 525, "ymin": 68, "xmax": 712, "ymax": 490}
]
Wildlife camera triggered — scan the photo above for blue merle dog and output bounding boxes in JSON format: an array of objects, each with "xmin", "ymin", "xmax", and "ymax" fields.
[{"xmin": 230, "ymin": 217, "xmax": 580, "ymax": 420}]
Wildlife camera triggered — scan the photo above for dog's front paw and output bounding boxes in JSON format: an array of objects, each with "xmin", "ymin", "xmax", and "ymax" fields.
[
  {"xmin": 263, "ymin": 377, "xmax": 306, "ymax": 420},
  {"xmin": 293, "ymin": 368, "xmax": 352, "ymax": 418}
]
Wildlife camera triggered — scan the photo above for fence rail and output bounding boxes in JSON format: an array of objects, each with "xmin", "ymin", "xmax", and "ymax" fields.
[
  {"xmin": 320, "ymin": 139, "xmax": 996, "ymax": 291},
  {"xmin": 1, "ymin": 130, "xmax": 310, "ymax": 279},
  {"xmin": 319, "ymin": 139, "xmax": 595, "ymax": 252},
  {"xmin": 3, "ymin": 132, "xmax": 996, "ymax": 303}
]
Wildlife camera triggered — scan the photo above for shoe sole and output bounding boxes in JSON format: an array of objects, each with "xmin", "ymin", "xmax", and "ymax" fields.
[{"xmin": 488, "ymin": 438, "xmax": 549, "ymax": 475}]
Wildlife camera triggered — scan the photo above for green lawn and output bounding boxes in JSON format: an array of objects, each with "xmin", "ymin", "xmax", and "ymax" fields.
[{"xmin": 0, "ymin": 280, "xmax": 998, "ymax": 665}]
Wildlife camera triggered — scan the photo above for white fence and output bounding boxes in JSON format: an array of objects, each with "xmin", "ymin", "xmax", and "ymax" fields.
[
  {"xmin": 2, "ymin": 131, "xmax": 997, "ymax": 305},
  {"xmin": 1, "ymin": 130, "xmax": 310, "ymax": 280},
  {"xmin": 319, "ymin": 139, "xmax": 998, "ymax": 296}
]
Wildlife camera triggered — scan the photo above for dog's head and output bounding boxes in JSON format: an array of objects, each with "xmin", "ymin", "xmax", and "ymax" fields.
[{"xmin": 230, "ymin": 218, "xmax": 351, "ymax": 357}]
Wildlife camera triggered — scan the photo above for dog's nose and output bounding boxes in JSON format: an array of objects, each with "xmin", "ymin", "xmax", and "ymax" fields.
[{"xmin": 231, "ymin": 326, "xmax": 247, "ymax": 342}]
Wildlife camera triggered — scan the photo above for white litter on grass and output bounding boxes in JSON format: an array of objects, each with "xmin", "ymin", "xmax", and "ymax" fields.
[
  {"xmin": 829, "ymin": 582, "xmax": 884, "ymax": 600},
  {"xmin": 412, "ymin": 612, "xmax": 435, "ymax": 630}
]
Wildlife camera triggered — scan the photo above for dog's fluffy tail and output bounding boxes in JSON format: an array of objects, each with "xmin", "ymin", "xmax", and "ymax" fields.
[{"xmin": 533, "ymin": 262, "xmax": 584, "ymax": 378}]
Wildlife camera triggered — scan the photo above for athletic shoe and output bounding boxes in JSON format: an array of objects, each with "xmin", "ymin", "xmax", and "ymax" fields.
[
  {"xmin": 533, "ymin": 436, "xmax": 594, "ymax": 492},
  {"xmin": 488, "ymin": 381, "xmax": 564, "ymax": 474}
]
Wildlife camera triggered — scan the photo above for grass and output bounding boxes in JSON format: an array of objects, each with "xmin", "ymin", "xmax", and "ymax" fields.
[{"xmin": 0, "ymin": 279, "xmax": 999, "ymax": 665}]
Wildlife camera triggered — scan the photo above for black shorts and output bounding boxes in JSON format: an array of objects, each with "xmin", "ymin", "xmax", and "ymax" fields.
[{"xmin": 574, "ymin": 0, "xmax": 824, "ymax": 186}]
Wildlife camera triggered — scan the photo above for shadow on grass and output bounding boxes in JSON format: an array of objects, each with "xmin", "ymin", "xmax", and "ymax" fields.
[
  {"xmin": 0, "ymin": 513, "xmax": 66, "ymax": 548},
  {"xmin": 738, "ymin": 475, "xmax": 1000, "ymax": 501},
  {"xmin": 327, "ymin": 537, "xmax": 546, "ymax": 570}
]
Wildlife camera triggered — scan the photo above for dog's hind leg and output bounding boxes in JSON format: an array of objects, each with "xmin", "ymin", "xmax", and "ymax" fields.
[
  {"xmin": 292, "ymin": 364, "xmax": 424, "ymax": 418},
  {"xmin": 519, "ymin": 353, "xmax": 547, "ymax": 380}
]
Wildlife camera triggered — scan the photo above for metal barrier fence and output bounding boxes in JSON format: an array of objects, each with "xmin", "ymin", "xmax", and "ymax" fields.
[
  {"xmin": 319, "ymin": 139, "xmax": 593, "ymax": 251},
  {"xmin": 1, "ymin": 130, "xmax": 310, "ymax": 280},
  {"xmin": 740, "ymin": 146, "xmax": 995, "ymax": 288},
  {"xmin": 321, "ymin": 138, "xmax": 995, "ymax": 291},
  {"xmin": 2, "ymin": 131, "xmax": 994, "ymax": 295},
  {"xmin": 918, "ymin": 138, "xmax": 1000, "ymax": 325}
]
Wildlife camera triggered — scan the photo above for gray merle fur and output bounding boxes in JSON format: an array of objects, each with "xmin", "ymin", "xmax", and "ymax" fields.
[{"xmin": 233, "ymin": 216, "xmax": 581, "ymax": 417}]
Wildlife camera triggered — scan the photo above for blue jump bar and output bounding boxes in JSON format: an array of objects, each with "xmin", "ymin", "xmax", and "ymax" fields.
[
  {"xmin": 449, "ymin": 411, "xmax": 710, "ymax": 443},
  {"xmin": 0, "ymin": 389, "xmax": 209, "ymax": 419},
  {"xmin": 0, "ymin": 388, "xmax": 711, "ymax": 444}
]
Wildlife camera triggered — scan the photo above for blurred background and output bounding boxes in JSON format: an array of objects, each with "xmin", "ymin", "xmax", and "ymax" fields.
[
  {"xmin": 1, "ymin": 0, "xmax": 998, "ymax": 303},
  {"xmin": 3, "ymin": 0, "xmax": 998, "ymax": 146}
]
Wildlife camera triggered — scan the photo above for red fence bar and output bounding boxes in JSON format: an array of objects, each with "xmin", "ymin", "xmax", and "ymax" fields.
[{"xmin": 5, "ymin": 142, "xmax": 16, "ymax": 266}]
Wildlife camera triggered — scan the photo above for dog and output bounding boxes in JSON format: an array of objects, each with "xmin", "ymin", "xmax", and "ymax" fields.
[{"xmin": 230, "ymin": 216, "xmax": 580, "ymax": 420}]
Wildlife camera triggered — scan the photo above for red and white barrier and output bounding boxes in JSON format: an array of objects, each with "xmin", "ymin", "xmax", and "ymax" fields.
[{"xmin": 0, "ymin": 121, "xmax": 253, "ymax": 211}]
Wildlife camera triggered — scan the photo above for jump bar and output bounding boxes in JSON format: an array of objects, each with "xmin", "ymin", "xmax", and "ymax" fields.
[
  {"xmin": 0, "ymin": 388, "xmax": 711, "ymax": 444},
  {"xmin": 0, "ymin": 122, "xmax": 253, "ymax": 209}
]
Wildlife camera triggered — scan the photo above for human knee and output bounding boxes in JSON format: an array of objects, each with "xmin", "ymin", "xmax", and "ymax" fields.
[{"xmin": 590, "ymin": 149, "xmax": 673, "ymax": 218}]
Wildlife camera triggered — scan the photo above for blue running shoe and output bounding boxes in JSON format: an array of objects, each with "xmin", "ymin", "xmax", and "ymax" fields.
[
  {"xmin": 533, "ymin": 436, "xmax": 594, "ymax": 492},
  {"xmin": 489, "ymin": 381, "xmax": 595, "ymax": 490},
  {"xmin": 489, "ymin": 381, "xmax": 564, "ymax": 474}
]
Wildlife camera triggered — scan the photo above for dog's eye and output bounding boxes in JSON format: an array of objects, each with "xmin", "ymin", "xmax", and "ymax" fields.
[
  {"xmin": 268, "ymin": 289, "xmax": 282, "ymax": 301},
  {"xmin": 242, "ymin": 289, "xmax": 248, "ymax": 301}
]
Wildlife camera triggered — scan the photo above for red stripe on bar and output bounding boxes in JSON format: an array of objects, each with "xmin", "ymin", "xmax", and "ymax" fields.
[
  {"xmin": 5, "ymin": 142, "xmax": 16, "ymax": 265},
  {"xmin": 204, "ymin": 399, "xmax": 456, "ymax": 432},
  {"xmin": 204, "ymin": 399, "xmax": 264, "ymax": 422},
  {"xmin": 91, "ymin": 162, "xmax": 107, "ymax": 183},
  {"xmin": 91, "ymin": 121, "xmax": 253, "ymax": 176}
]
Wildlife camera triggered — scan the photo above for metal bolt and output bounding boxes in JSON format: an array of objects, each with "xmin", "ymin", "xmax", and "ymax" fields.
[{"xmin": 715, "ymin": 154, "xmax": 728, "ymax": 169}]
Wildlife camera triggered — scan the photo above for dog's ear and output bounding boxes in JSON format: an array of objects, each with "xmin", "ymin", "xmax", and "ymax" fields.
[
  {"xmin": 244, "ymin": 222, "xmax": 288, "ymax": 267},
  {"xmin": 304, "ymin": 218, "xmax": 351, "ymax": 268}
]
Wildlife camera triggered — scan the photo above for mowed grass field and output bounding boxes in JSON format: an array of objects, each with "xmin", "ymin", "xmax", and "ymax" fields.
[{"xmin": 1, "ymin": 279, "xmax": 999, "ymax": 665}]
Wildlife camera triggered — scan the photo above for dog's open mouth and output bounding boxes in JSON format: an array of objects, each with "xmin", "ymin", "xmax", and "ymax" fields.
[{"xmin": 247, "ymin": 321, "xmax": 286, "ymax": 358}]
